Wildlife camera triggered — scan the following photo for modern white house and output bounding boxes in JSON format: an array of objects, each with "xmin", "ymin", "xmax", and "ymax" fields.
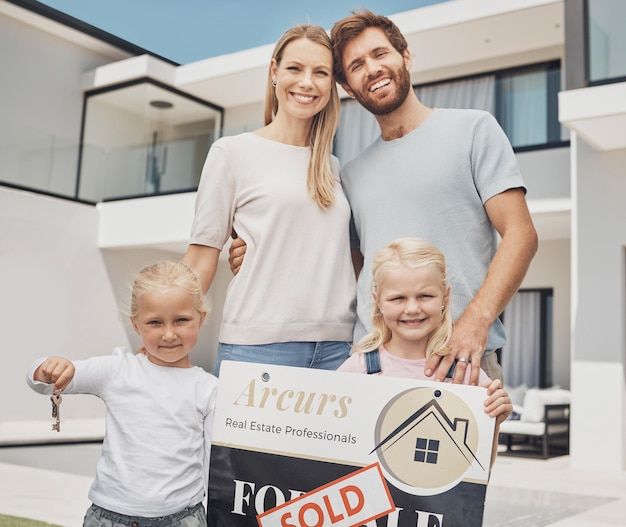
[{"xmin": 1, "ymin": 0, "xmax": 624, "ymax": 474}]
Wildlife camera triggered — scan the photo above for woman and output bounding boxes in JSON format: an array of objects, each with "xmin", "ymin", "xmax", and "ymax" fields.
[{"xmin": 182, "ymin": 25, "xmax": 356, "ymax": 375}]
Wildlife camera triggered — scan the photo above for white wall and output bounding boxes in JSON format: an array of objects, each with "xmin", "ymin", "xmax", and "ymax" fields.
[
  {"xmin": 1, "ymin": 187, "xmax": 233, "ymax": 430},
  {"xmin": 1, "ymin": 188, "xmax": 128, "ymax": 421},
  {"xmin": 570, "ymin": 136, "xmax": 626, "ymax": 471},
  {"xmin": 517, "ymin": 146, "xmax": 571, "ymax": 201},
  {"xmin": 1, "ymin": 8, "xmax": 142, "ymax": 430},
  {"xmin": 574, "ymin": 141, "xmax": 626, "ymax": 364}
]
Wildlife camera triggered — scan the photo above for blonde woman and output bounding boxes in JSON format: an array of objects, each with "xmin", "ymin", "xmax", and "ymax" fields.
[{"xmin": 183, "ymin": 25, "xmax": 356, "ymax": 375}]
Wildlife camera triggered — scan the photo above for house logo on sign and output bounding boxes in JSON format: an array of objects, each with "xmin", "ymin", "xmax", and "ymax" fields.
[{"xmin": 372, "ymin": 386, "xmax": 486, "ymax": 495}]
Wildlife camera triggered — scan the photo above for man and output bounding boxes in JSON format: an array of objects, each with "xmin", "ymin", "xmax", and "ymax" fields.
[
  {"xmin": 230, "ymin": 9, "xmax": 538, "ymax": 385},
  {"xmin": 329, "ymin": 10, "xmax": 537, "ymax": 385}
]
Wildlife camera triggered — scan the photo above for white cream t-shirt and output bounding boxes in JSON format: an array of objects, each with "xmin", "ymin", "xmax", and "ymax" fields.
[
  {"xmin": 190, "ymin": 132, "xmax": 356, "ymax": 344},
  {"xmin": 27, "ymin": 348, "xmax": 217, "ymax": 517}
]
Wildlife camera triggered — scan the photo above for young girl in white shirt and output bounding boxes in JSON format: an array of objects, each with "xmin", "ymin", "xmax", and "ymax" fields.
[{"xmin": 27, "ymin": 261, "xmax": 217, "ymax": 526}]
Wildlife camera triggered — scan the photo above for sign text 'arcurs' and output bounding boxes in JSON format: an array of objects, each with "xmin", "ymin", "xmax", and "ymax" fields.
[{"xmin": 233, "ymin": 378, "xmax": 352, "ymax": 418}]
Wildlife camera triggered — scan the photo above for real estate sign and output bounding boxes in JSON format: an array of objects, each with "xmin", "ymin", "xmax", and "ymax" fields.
[{"xmin": 207, "ymin": 361, "xmax": 495, "ymax": 527}]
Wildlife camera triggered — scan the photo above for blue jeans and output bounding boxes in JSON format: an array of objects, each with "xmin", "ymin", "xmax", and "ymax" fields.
[{"xmin": 214, "ymin": 341, "xmax": 351, "ymax": 376}]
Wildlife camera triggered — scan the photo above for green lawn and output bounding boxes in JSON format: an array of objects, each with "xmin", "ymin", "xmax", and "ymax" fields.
[{"xmin": 0, "ymin": 515, "xmax": 62, "ymax": 527}]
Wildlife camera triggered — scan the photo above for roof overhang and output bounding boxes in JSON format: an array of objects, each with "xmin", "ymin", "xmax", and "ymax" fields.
[
  {"xmin": 528, "ymin": 198, "xmax": 571, "ymax": 241},
  {"xmin": 559, "ymin": 82, "xmax": 626, "ymax": 151},
  {"xmin": 1, "ymin": 0, "xmax": 164, "ymax": 62},
  {"xmin": 82, "ymin": 0, "xmax": 564, "ymax": 108}
]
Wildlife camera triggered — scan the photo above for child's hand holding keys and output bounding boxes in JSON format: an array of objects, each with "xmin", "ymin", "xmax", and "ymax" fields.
[{"xmin": 34, "ymin": 356, "xmax": 75, "ymax": 394}]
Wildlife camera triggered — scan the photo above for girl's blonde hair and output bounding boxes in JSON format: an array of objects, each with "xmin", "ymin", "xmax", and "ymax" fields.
[
  {"xmin": 355, "ymin": 238, "xmax": 452, "ymax": 358},
  {"xmin": 129, "ymin": 261, "xmax": 209, "ymax": 321},
  {"xmin": 264, "ymin": 24, "xmax": 340, "ymax": 208}
]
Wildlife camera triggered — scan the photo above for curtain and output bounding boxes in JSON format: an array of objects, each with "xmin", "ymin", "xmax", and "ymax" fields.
[
  {"xmin": 501, "ymin": 291, "xmax": 541, "ymax": 388},
  {"xmin": 415, "ymin": 75, "xmax": 496, "ymax": 114},
  {"xmin": 334, "ymin": 98, "xmax": 380, "ymax": 165},
  {"xmin": 498, "ymin": 71, "xmax": 546, "ymax": 148}
]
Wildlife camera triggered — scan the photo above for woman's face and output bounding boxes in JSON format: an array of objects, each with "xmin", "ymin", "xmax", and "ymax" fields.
[{"xmin": 271, "ymin": 37, "xmax": 333, "ymax": 123}]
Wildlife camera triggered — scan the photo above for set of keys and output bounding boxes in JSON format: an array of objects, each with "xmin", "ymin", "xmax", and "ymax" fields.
[{"xmin": 50, "ymin": 394, "xmax": 62, "ymax": 432}]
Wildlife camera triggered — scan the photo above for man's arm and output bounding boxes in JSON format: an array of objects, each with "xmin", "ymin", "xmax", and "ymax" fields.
[
  {"xmin": 182, "ymin": 244, "xmax": 221, "ymax": 295},
  {"xmin": 426, "ymin": 188, "xmax": 538, "ymax": 384},
  {"xmin": 351, "ymin": 249, "xmax": 364, "ymax": 279},
  {"xmin": 228, "ymin": 237, "xmax": 246, "ymax": 276}
]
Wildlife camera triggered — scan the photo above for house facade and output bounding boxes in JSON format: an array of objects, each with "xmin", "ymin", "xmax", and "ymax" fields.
[{"xmin": 1, "ymin": 0, "xmax": 624, "ymax": 472}]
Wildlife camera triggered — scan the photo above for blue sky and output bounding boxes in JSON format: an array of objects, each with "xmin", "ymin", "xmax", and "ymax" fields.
[{"xmin": 39, "ymin": 0, "xmax": 448, "ymax": 64}]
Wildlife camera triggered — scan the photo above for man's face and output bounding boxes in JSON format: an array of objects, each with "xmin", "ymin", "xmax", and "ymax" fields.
[{"xmin": 340, "ymin": 27, "xmax": 412, "ymax": 116}]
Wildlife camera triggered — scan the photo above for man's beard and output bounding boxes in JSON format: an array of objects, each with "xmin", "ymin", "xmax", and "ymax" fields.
[{"xmin": 352, "ymin": 64, "xmax": 412, "ymax": 116}]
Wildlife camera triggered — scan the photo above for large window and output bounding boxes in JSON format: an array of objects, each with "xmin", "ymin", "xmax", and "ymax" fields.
[
  {"xmin": 496, "ymin": 64, "xmax": 563, "ymax": 149},
  {"xmin": 335, "ymin": 62, "xmax": 566, "ymax": 164},
  {"xmin": 501, "ymin": 289, "xmax": 554, "ymax": 389},
  {"xmin": 78, "ymin": 79, "xmax": 222, "ymax": 202},
  {"xmin": 587, "ymin": 0, "xmax": 626, "ymax": 84}
]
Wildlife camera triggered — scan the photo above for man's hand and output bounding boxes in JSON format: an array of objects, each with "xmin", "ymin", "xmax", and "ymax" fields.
[
  {"xmin": 426, "ymin": 188, "xmax": 537, "ymax": 385},
  {"xmin": 425, "ymin": 307, "xmax": 490, "ymax": 385},
  {"xmin": 228, "ymin": 237, "xmax": 247, "ymax": 276}
]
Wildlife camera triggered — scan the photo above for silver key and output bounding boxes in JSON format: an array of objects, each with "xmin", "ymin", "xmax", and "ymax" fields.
[{"xmin": 51, "ymin": 394, "xmax": 62, "ymax": 432}]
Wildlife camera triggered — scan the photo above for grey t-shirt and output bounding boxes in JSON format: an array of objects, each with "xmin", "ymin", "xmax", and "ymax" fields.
[{"xmin": 341, "ymin": 108, "xmax": 526, "ymax": 353}]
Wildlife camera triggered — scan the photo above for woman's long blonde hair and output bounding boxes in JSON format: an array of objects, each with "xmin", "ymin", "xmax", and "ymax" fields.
[
  {"xmin": 264, "ymin": 24, "xmax": 340, "ymax": 208},
  {"xmin": 355, "ymin": 238, "xmax": 452, "ymax": 359}
]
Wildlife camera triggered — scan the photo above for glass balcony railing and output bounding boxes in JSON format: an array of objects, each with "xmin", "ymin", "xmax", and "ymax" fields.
[
  {"xmin": 79, "ymin": 132, "xmax": 215, "ymax": 202},
  {"xmin": 1, "ymin": 80, "xmax": 224, "ymax": 204},
  {"xmin": 78, "ymin": 80, "xmax": 223, "ymax": 202},
  {"xmin": 0, "ymin": 122, "xmax": 80, "ymax": 199},
  {"xmin": 587, "ymin": 0, "xmax": 626, "ymax": 84}
]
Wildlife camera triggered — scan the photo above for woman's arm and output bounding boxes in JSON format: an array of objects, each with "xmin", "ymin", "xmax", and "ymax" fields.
[{"xmin": 182, "ymin": 244, "xmax": 221, "ymax": 295}]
